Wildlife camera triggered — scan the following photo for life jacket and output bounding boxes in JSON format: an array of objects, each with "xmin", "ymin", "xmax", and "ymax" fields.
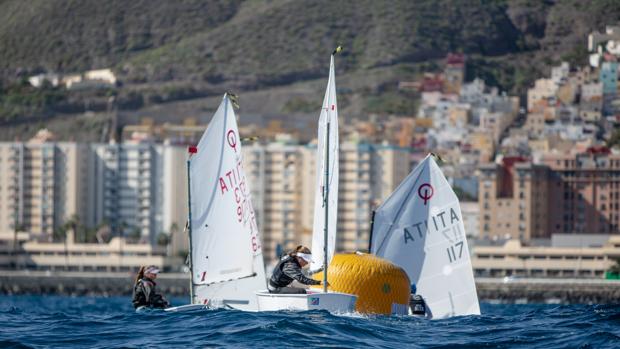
[
  {"xmin": 269, "ymin": 255, "xmax": 297, "ymax": 288},
  {"xmin": 132, "ymin": 278, "xmax": 151, "ymax": 308}
]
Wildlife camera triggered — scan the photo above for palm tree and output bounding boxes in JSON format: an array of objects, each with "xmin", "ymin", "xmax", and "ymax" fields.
[
  {"xmin": 58, "ymin": 215, "xmax": 79, "ymax": 269},
  {"xmin": 609, "ymin": 258, "xmax": 620, "ymax": 277}
]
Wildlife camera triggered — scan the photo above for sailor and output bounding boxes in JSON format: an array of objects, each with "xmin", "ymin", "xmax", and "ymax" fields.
[
  {"xmin": 132, "ymin": 265, "xmax": 170, "ymax": 309},
  {"xmin": 268, "ymin": 245, "xmax": 327, "ymax": 294},
  {"xmin": 409, "ymin": 284, "xmax": 428, "ymax": 317}
]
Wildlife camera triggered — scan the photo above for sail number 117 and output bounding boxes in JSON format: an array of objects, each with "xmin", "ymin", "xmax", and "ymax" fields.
[{"xmin": 447, "ymin": 241, "xmax": 464, "ymax": 263}]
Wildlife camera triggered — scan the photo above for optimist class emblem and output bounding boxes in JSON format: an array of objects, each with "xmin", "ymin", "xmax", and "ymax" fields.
[
  {"xmin": 227, "ymin": 129, "xmax": 237, "ymax": 152},
  {"xmin": 310, "ymin": 297, "xmax": 320, "ymax": 305},
  {"xmin": 418, "ymin": 183, "xmax": 434, "ymax": 205}
]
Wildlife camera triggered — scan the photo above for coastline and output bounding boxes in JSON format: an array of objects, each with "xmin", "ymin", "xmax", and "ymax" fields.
[{"xmin": 1, "ymin": 271, "xmax": 620, "ymax": 304}]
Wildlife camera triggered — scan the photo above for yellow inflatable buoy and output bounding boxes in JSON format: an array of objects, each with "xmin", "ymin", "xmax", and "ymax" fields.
[{"xmin": 311, "ymin": 253, "xmax": 410, "ymax": 315}]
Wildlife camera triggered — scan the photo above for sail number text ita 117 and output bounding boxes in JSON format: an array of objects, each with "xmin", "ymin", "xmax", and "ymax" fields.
[
  {"xmin": 403, "ymin": 203, "xmax": 463, "ymax": 263},
  {"xmin": 216, "ymin": 128, "xmax": 260, "ymax": 253}
]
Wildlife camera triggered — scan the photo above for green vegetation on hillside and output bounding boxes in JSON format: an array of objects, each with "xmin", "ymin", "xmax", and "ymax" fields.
[
  {"xmin": 365, "ymin": 91, "xmax": 418, "ymax": 116},
  {"xmin": 0, "ymin": 0, "xmax": 242, "ymax": 76},
  {"xmin": 1, "ymin": 0, "xmax": 620, "ymax": 139},
  {"xmin": 0, "ymin": 80, "xmax": 66, "ymax": 122},
  {"xmin": 2, "ymin": 0, "xmax": 619, "ymax": 91}
]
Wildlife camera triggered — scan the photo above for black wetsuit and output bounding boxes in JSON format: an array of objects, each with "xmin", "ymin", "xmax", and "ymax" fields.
[
  {"xmin": 268, "ymin": 255, "xmax": 320, "ymax": 294},
  {"xmin": 132, "ymin": 277, "xmax": 169, "ymax": 309},
  {"xmin": 409, "ymin": 294, "xmax": 427, "ymax": 316}
]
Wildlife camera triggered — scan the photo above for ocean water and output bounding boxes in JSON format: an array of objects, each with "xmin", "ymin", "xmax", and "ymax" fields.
[{"xmin": 0, "ymin": 296, "xmax": 619, "ymax": 348}]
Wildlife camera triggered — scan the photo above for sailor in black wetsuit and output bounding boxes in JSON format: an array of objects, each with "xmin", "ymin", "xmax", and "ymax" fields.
[
  {"xmin": 132, "ymin": 265, "xmax": 169, "ymax": 309},
  {"xmin": 409, "ymin": 283, "xmax": 429, "ymax": 317},
  {"xmin": 268, "ymin": 245, "xmax": 327, "ymax": 294}
]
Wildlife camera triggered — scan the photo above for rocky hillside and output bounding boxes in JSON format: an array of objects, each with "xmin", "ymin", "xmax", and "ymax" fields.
[{"xmin": 0, "ymin": 0, "xmax": 619, "ymax": 139}]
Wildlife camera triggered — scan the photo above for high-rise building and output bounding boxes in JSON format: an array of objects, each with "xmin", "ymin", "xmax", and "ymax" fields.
[
  {"xmin": 478, "ymin": 157, "xmax": 549, "ymax": 241},
  {"xmin": 244, "ymin": 141, "xmax": 303, "ymax": 264},
  {"xmin": 0, "ymin": 135, "xmax": 412, "ymax": 265},
  {"xmin": 0, "ymin": 141, "xmax": 89, "ymax": 239},
  {"xmin": 542, "ymin": 148, "xmax": 620, "ymax": 235},
  {"xmin": 88, "ymin": 143, "xmax": 188, "ymax": 244},
  {"xmin": 244, "ymin": 141, "xmax": 412, "ymax": 266},
  {"xmin": 478, "ymin": 148, "xmax": 620, "ymax": 241},
  {"xmin": 0, "ymin": 139, "xmax": 189, "ymax": 245}
]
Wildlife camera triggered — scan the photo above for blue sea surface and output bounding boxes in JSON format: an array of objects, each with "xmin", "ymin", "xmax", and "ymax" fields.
[{"xmin": 0, "ymin": 295, "xmax": 619, "ymax": 348}]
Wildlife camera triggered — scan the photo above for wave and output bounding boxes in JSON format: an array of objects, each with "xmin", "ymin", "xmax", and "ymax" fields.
[{"xmin": 0, "ymin": 296, "xmax": 619, "ymax": 348}]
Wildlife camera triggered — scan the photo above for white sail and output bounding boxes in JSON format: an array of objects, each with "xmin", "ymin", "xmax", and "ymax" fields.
[
  {"xmin": 370, "ymin": 154, "xmax": 480, "ymax": 319},
  {"xmin": 189, "ymin": 94, "xmax": 266, "ymax": 309},
  {"xmin": 311, "ymin": 55, "xmax": 339, "ymax": 272}
]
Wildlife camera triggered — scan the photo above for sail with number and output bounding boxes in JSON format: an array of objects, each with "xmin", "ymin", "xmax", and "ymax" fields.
[
  {"xmin": 311, "ymin": 54, "xmax": 339, "ymax": 273},
  {"xmin": 370, "ymin": 154, "xmax": 480, "ymax": 319},
  {"xmin": 188, "ymin": 94, "xmax": 266, "ymax": 309}
]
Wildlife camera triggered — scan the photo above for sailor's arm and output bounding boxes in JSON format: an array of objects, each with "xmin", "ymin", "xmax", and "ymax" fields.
[{"xmin": 282, "ymin": 262, "xmax": 321, "ymax": 285}]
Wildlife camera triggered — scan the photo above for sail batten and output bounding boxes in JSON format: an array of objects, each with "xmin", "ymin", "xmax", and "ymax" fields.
[
  {"xmin": 311, "ymin": 55, "xmax": 339, "ymax": 272},
  {"xmin": 370, "ymin": 154, "xmax": 480, "ymax": 319}
]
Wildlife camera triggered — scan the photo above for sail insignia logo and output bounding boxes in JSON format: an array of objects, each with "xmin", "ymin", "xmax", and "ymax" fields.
[
  {"xmin": 310, "ymin": 297, "xmax": 320, "ymax": 305},
  {"xmin": 418, "ymin": 183, "xmax": 434, "ymax": 205}
]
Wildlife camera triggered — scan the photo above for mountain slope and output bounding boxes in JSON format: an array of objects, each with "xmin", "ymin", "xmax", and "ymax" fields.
[
  {"xmin": 1, "ymin": 0, "xmax": 620, "ymax": 141},
  {"xmin": 0, "ymin": 0, "xmax": 242, "ymax": 75}
]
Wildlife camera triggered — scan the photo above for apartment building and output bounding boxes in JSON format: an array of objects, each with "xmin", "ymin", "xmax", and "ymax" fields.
[
  {"xmin": 479, "ymin": 157, "xmax": 549, "ymax": 241},
  {"xmin": 541, "ymin": 148, "xmax": 620, "ymax": 235},
  {"xmin": 88, "ymin": 143, "xmax": 188, "ymax": 245},
  {"xmin": 0, "ymin": 134, "xmax": 411, "ymax": 267},
  {"xmin": 0, "ymin": 141, "xmax": 89, "ymax": 238},
  {"xmin": 244, "ymin": 141, "xmax": 412, "ymax": 265},
  {"xmin": 527, "ymin": 78, "xmax": 558, "ymax": 112},
  {"xmin": 479, "ymin": 148, "xmax": 620, "ymax": 242},
  {"xmin": 244, "ymin": 141, "xmax": 303, "ymax": 264},
  {"xmin": 0, "ymin": 137, "xmax": 188, "ymax": 246}
]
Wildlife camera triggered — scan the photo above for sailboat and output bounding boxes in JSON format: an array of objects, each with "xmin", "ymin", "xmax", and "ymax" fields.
[
  {"xmin": 369, "ymin": 154, "xmax": 481, "ymax": 319},
  {"xmin": 254, "ymin": 48, "xmax": 357, "ymax": 312},
  {"xmin": 166, "ymin": 93, "xmax": 267, "ymax": 312}
]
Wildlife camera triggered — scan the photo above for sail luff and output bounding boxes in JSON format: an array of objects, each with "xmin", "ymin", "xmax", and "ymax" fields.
[
  {"xmin": 323, "ymin": 117, "xmax": 330, "ymax": 293},
  {"xmin": 186, "ymin": 157, "xmax": 195, "ymax": 303}
]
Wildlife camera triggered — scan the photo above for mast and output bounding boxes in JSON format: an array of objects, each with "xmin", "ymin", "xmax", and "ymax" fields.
[
  {"xmin": 368, "ymin": 210, "xmax": 376, "ymax": 252},
  {"xmin": 323, "ymin": 117, "xmax": 330, "ymax": 293},
  {"xmin": 321, "ymin": 48, "xmax": 340, "ymax": 293},
  {"xmin": 186, "ymin": 152, "xmax": 195, "ymax": 303}
]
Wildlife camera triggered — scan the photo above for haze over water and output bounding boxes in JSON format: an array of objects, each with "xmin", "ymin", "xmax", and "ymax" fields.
[{"xmin": 1, "ymin": 295, "xmax": 618, "ymax": 348}]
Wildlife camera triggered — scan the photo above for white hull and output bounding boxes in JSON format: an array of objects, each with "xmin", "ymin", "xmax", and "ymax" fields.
[
  {"xmin": 255, "ymin": 290, "xmax": 357, "ymax": 313},
  {"xmin": 193, "ymin": 269, "xmax": 265, "ymax": 311},
  {"xmin": 164, "ymin": 304, "xmax": 209, "ymax": 313}
]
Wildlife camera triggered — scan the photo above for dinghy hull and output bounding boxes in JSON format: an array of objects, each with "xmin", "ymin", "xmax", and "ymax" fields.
[{"xmin": 255, "ymin": 291, "xmax": 357, "ymax": 313}]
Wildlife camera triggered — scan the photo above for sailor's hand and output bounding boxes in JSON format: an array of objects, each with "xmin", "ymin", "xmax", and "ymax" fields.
[{"xmin": 320, "ymin": 280, "xmax": 331, "ymax": 287}]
